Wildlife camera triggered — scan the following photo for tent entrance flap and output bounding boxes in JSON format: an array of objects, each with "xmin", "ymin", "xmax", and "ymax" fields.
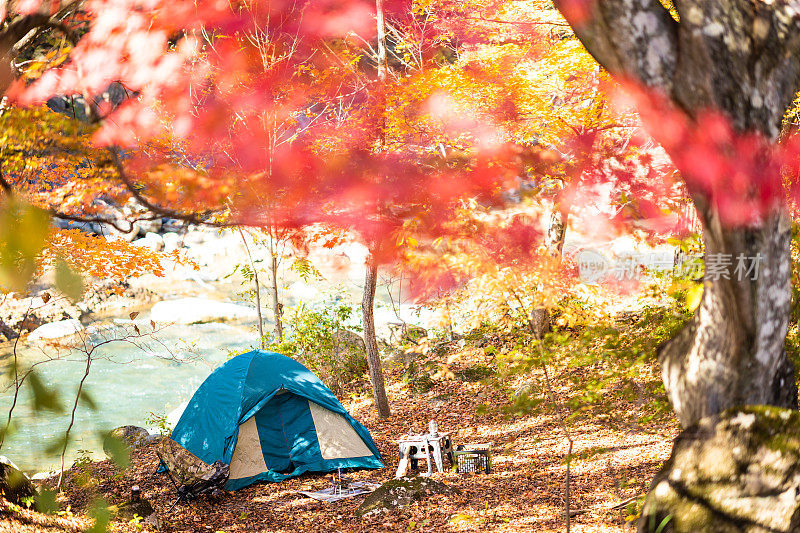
[
  {"xmin": 255, "ymin": 392, "xmax": 311, "ymax": 474},
  {"xmin": 229, "ymin": 416, "xmax": 268, "ymax": 480},
  {"xmin": 308, "ymin": 401, "xmax": 372, "ymax": 459}
]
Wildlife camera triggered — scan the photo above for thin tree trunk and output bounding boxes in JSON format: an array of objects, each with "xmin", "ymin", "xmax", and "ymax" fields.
[
  {"xmin": 362, "ymin": 254, "xmax": 391, "ymax": 418},
  {"xmin": 375, "ymin": 0, "xmax": 388, "ymax": 83},
  {"xmin": 238, "ymin": 228, "xmax": 265, "ymax": 348},
  {"xmin": 57, "ymin": 352, "xmax": 92, "ymax": 491},
  {"xmin": 268, "ymin": 232, "xmax": 283, "ymax": 342},
  {"xmin": 529, "ymin": 201, "xmax": 571, "ymax": 339},
  {"xmin": 545, "ymin": 201, "xmax": 569, "ymax": 260},
  {"xmin": 513, "ymin": 285, "xmax": 574, "ymax": 531},
  {"xmin": 362, "ymin": 0, "xmax": 391, "ymax": 419},
  {"xmin": 0, "ymin": 301, "xmax": 32, "ymax": 451}
]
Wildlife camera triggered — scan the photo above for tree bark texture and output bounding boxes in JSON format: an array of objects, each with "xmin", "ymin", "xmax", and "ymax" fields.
[
  {"xmin": 375, "ymin": 0, "xmax": 389, "ymax": 83},
  {"xmin": 545, "ymin": 202, "xmax": 569, "ymax": 260},
  {"xmin": 529, "ymin": 200, "xmax": 571, "ymax": 339},
  {"xmin": 363, "ymin": 0, "xmax": 391, "ymax": 419},
  {"xmin": 554, "ymin": 0, "xmax": 800, "ymax": 426},
  {"xmin": 270, "ymin": 253, "xmax": 283, "ymax": 342},
  {"xmin": 362, "ymin": 255, "xmax": 391, "ymax": 418},
  {"xmin": 268, "ymin": 235, "xmax": 284, "ymax": 342}
]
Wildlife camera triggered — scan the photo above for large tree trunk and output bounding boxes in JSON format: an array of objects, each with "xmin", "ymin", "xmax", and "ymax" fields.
[
  {"xmin": 659, "ymin": 210, "xmax": 796, "ymax": 427},
  {"xmin": 554, "ymin": 0, "xmax": 800, "ymax": 427},
  {"xmin": 362, "ymin": 253, "xmax": 391, "ymax": 418}
]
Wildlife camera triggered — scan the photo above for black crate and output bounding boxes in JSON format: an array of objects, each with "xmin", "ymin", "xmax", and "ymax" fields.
[{"xmin": 453, "ymin": 445, "xmax": 491, "ymax": 474}]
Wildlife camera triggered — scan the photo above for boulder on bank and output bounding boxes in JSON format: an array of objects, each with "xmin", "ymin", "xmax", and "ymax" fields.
[
  {"xmin": 639, "ymin": 406, "xmax": 800, "ymax": 532},
  {"xmin": 135, "ymin": 218, "xmax": 162, "ymax": 235},
  {"xmin": 329, "ymin": 329, "xmax": 368, "ymax": 384},
  {"xmin": 103, "ymin": 218, "xmax": 139, "ymax": 242},
  {"xmin": 27, "ymin": 319, "xmax": 84, "ymax": 341},
  {"xmin": 82, "ymin": 280, "xmax": 155, "ymax": 315},
  {"xmin": 150, "ymin": 298, "xmax": 257, "ymax": 324},
  {"xmin": 103, "ymin": 426, "xmax": 156, "ymax": 458},
  {"xmin": 0, "ymin": 292, "xmax": 86, "ymax": 341},
  {"xmin": 0, "ymin": 456, "xmax": 36, "ymax": 505},
  {"xmin": 356, "ymin": 476, "xmax": 455, "ymax": 517},
  {"xmin": 387, "ymin": 323, "xmax": 427, "ymax": 345}
]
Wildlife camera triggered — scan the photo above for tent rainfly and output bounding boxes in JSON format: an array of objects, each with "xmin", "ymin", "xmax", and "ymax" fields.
[{"xmin": 167, "ymin": 350, "xmax": 383, "ymax": 490}]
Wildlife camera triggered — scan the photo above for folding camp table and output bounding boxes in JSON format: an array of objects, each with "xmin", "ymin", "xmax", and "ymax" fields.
[{"xmin": 395, "ymin": 432, "xmax": 453, "ymax": 477}]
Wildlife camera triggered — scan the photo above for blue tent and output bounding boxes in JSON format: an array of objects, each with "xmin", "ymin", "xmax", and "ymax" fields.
[{"xmin": 168, "ymin": 350, "xmax": 383, "ymax": 490}]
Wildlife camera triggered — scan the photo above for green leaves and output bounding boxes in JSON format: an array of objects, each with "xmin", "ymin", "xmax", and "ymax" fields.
[
  {"xmin": 44, "ymin": 433, "xmax": 70, "ymax": 456},
  {"xmin": 290, "ymin": 257, "xmax": 323, "ymax": 282},
  {"xmin": 0, "ymin": 199, "xmax": 51, "ymax": 291},
  {"xmin": 99, "ymin": 431, "xmax": 130, "ymax": 470},
  {"xmin": 27, "ymin": 370, "xmax": 63, "ymax": 414},
  {"xmin": 34, "ymin": 489, "xmax": 58, "ymax": 514},
  {"xmin": 79, "ymin": 389, "xmax": 98, "ymax": 411},
  {"xmin": 0, "ymin": 200, "xmax": 84, "ymax": 300},
  {"xmin": 86, "ymin": 498, "xmax": 111, "ymax": 533},
  {"xmin": 55, "ymin": 256, "xmax": 85, "ymax": 301},
  {"xmin": 265, "ymin": 291, "xmax": 364, "ymax": 393},
  {"xmin": 0, "ymin": 200, "xmax": 85, "ymax": 299}
]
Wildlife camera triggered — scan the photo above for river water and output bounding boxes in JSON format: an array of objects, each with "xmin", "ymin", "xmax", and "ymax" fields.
[{"xmin": 0, "ymin": 319, "xmax": 256, "ymax": 473}]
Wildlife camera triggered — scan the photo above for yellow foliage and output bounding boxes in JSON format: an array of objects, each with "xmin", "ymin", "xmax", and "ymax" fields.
[{"xmin": 43, "ymin": 229, "xmax": 181, "ymax": 282}]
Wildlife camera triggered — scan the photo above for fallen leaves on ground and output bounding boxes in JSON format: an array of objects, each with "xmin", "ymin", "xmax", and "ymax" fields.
[{"xmin": 21, "ymin": 343, "xmax": 678, "ymax": 533}]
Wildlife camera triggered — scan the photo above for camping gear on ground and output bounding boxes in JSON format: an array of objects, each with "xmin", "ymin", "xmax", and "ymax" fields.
[
  {"xmin": 395, "ymin": 421, "xmax": 453, "ymax": 477},
  {"xmin": 298, "ymin": 468, "xmax": 381, "ymax": 503},
  {"xmin": 165, "ymin": 350, "xmax": 383, "ymax": 490},
  {"xmin": 452, "ymin": 444, "xmax": 491, "ymax": 474},
  {"xmin": 156, "ymin": 438, "xmax": 230, "ymax": 511}
]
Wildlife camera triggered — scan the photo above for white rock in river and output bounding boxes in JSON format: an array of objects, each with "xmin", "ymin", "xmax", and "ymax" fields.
[
  {"xmin": 150, "ymin": 298, "xmax": 257, "ymax": 324},
  {"xmin": 287, "ymin": 281, "xmax": 320, "ymax": 302},
  {"xmin": 162, "ymin": 232, "xmax": 183, "ymax": 253},
  {"xmin": 134, "ymin": 232, "xmax": 164, "ymax": 252},
  {"xmin": 31, "ymin": 471, "xmax": 57, "ymax": 481},
  {"xmin": 28, "ymin": 319, "xmax": 84, "ymax": 341}
]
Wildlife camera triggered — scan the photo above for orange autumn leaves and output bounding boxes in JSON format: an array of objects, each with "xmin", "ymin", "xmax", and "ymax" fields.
[{"xmin": 0, "ymin": 0, "xmax": 675, "ymax": 299}]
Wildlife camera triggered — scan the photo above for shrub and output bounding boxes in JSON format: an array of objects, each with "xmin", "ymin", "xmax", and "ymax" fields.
[{"xmin": 266, "ymin": 295, "xmax": 367, "ymax": 394}]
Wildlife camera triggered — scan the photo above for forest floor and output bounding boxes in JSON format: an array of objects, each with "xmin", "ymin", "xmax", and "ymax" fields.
[{"xmin": 1, "ymin": 317, "xmax": 681, "ymax": 533}]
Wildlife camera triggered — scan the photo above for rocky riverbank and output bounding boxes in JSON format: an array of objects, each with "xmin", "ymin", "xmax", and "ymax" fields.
[{"xmin": 0, "ymin": 216, "xmax": 410, "ymax": 346}]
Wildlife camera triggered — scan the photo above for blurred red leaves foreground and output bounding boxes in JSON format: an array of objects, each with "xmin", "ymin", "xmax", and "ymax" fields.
[
  {"xmin": 4, "ymin": 2, "xmax": 800, "ymax": 531},
  {"xmin": 5, "ymin": 0, "xmax": 798, "ymax": 300},
  {"xmin": 0, "ymin": 1, "xmax": 799, "ymax": 298}
]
